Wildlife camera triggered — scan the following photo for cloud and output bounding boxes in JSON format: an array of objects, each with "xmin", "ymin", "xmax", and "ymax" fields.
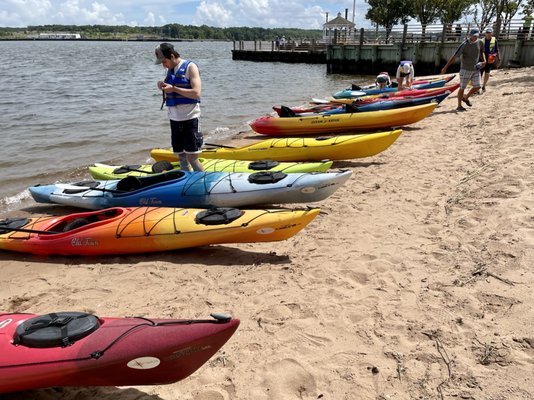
[
  {"xmin": 0, "ymin": 0, "xmax": 372, "ymax": 29},
  {"xmin": 193, "ymin": 0, "xmax": 328, "ymax": 28},
  {"xmin": 0, "ymin": 0, "xmax": 53, "ymax": 26},
  {"xmin": 194, "ymin": 1, "xmax": 234, "ymax": 27}
]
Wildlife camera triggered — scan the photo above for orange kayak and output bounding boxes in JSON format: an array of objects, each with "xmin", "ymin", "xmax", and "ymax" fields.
[{"xmin": 0, "ymin": 207, "xmax": 320, "ymax": 256}]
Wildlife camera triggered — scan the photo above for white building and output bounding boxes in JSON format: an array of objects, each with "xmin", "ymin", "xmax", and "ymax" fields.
[{"xmin": 38, "ymin": 33, "xmax": 81, "ymax": 40}]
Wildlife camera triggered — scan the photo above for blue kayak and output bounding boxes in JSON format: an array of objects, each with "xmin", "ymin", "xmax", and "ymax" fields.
[
  {"xmin": 333, "ymin": 79, "xmax": 449, "ymax": 99},
  {"xmin": 29, "ymin": 170, "xmax": 352, "ymax": 210},
  {"xmin": 294, "ymin": 92, "xmax": 450, "ymax": 117}
]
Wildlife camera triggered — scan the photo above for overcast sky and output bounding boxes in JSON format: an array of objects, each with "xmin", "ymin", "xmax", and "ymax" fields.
[{"xmin": 1, "ymin": 0, "xmax": 374, "ymax": 29}]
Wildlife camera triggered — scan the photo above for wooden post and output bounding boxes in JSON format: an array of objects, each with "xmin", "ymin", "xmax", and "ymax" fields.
[
  {"xmin": 233, "ymin": 40, "xmax": 236, "ymax": 51},
  {"xmin": 254, "ymin": 40, "xmax": 257, "ymax": 51},
  {"xmin": 434, "ymin": 24, "xmax": 447, "ymax": 69},
  {"xmin": 358, "ymin": 27, "xmax": 364, "ymax": 63},
  {"xmin": 400, "ymin": 24, "xmax": 408, "ymax": 59},
  {"xmin": 510, "ymin": 38, "xmax": 524, "ymax": 66}
]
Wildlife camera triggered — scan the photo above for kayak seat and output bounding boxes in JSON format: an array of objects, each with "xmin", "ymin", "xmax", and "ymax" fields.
[
  {"xmin": 116, "ymin": 170, "xmax": 185, "ymax": 192},
  {"xmin": 13, "ymin": 312, "xmax": 100, "ymax": 348},
  {"xmin": 196, "ymin": 208, "xmax": 243, "ymax": 225},
  {"xmin": 345, "ymin": 104, "xmax": 361, "ymax": 114},
  {"xmin": 248, "ymin": 160, "xmax": 280, "ymax": 171},
  {"xmin": 248, "ymin": 171, "xmax": 287, "ymax": 184},
  {"xmin": 279, "ymin": 106, "xmax": 297, "ymax": 118},
  {"xmin": 62, "ymin": 218, "xmax": 91, "ymax": 232}
]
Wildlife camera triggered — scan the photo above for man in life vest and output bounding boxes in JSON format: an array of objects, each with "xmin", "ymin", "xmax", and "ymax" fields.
[
  {"xmin": 375, "ymin": 72, "xmax": 391, "ymax": 89},
  {"xmin": 479, "ymin": 27, "xmax": 500, "ymax": 93},
  {"xmin": 441, "ymin": 28, "xmax": 486, "ymax": 112},
  {"xmin": 155, "ymin": 43, "xmax": 204, "ymax": 171},
  {"xmin": 396, "ymin": 61, "xmax": 414, "ymax": 90}
]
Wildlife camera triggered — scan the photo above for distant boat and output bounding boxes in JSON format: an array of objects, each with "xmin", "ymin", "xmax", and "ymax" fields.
[{"xmin": 37, "ymin": 33, "xmax": 81, "ymax": 40}]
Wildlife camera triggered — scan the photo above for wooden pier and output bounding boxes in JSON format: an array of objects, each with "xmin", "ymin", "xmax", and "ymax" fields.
[{"xmin": 232, "ymin": 21, "xmax": 534, "ymax": 75}]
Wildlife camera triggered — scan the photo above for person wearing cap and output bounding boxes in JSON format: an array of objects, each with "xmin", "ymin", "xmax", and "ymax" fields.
[
  {"xmin": 155, "ymin": 42, "xmax": 204, "ymax": 171},
  {"xmin": 395, "ymin": 60, "xmax": 414, "ymax": 90},
  {"xmin": 375, "ymin": 72, "xmax": 391, "ymax": 89},
  {"xmin": 479, "ymin": 27, "xmax": 500, "ymax": 93},
  {"xmin": 441, "ymin": 28, "xmax": 486, "ymax": 112}
]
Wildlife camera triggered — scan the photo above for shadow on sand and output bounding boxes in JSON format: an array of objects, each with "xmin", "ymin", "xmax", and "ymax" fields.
[{"xmin": 2, "ymin": 386, "xmax": 164, "ymax": 400}]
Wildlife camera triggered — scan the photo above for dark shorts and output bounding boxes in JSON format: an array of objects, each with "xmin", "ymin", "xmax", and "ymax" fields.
[
  {"xmin": 481, "ymin": 62, "xmax": 494, "ymax": 74},
  {"xmin": 170, "ymin": 118, "xmax": 203, "ymax": 154}
]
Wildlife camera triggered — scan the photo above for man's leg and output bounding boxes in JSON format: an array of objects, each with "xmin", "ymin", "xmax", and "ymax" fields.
[
  {"xmin": 177, "ymin": 153, "xmax": 191, "ymax": 171},
  {"xmin": 457, "ymin": 88, "xmax": 465, "ymax": 108},
  {"xmin": 187, "ymin": 153, "xmax": 204, "ymax": 171}
]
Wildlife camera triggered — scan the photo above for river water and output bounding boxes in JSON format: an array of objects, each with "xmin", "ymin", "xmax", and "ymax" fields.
[{"xmin": 0, "ymin": 40, "xmax": 368, "ymax": 212}]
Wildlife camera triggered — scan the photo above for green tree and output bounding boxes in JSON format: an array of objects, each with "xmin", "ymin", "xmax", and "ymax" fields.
[
  {"xmin": 365, "ymin": 0, "xmax": 412, "ymax": 42},
  {"xmin": 479, "ymin": 0, "xmax": 525, "ymax": 37},
  {"xmin": 410, "ymin": 0, "xmax": 442, "ymax": 40},
  {"xmin": 438, "ymin": 0, "xmax": 477, "ymax": 24}
]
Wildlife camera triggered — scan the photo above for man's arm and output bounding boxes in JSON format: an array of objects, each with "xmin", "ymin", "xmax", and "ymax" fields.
[
  {"xmin": 441, "ymin": 54, "xmax": 457, "ymax": 74},
  {"xmin": 441, "ymin": 41, "xmax": 465, "ymax": 73}
]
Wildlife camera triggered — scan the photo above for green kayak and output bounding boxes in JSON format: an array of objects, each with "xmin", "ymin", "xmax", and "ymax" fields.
[{"xmin": 88, "ymin": 158, "xmax": 333, "ymax": 180}]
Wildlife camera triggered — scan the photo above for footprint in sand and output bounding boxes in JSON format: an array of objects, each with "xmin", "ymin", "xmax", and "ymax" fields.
[
  {"xmin": 193, "ymin": 389, "xmax": 228, "ymax": 400},
  {"xmin": 262, "ymin": 358, "xmax": 317, "ymax": 399}
]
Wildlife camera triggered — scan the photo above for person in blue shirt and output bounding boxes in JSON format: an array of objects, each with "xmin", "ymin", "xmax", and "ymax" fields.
[{"xmin": 479, "ymin": 27, "xmax": 501, "ymax": 93}]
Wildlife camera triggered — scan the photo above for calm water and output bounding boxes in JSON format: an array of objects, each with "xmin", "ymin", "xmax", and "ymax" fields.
[{"xmin": 0, "ymin": 40, "xmax": 366, "ymax": 212}]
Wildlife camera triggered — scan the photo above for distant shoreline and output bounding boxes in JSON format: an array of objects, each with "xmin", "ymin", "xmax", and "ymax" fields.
[{"xmin": 0, "ymin": 38, "xmax": 232, "ymax": 42}]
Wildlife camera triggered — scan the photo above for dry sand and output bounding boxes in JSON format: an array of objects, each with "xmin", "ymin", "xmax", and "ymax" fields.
[{"xmin": 1, "ymin": 67, "xmax": 534, "ymax": 400}]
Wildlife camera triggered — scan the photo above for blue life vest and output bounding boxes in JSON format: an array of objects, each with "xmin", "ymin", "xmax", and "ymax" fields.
[{"xmin": 164, "ymin": 60, "xmax": 200, "ymax": 106}]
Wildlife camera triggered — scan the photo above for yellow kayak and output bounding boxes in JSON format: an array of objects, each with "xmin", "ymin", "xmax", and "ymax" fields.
[
  {"xmin": 151, "ymin": 130, "xmax": 402, "ymax": 162},
  {"xmin": 249, "ymin": 103, "xmax": 436, "ymax": 135}
]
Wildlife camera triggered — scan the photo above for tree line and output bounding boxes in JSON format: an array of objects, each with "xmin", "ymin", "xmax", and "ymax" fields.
[
  {"xmin": 366, "ymin": 0, "xmax": 533, "ymax": 40},
  {"xmin": 1, "ymin": 0, "xmax": 532, "ymax": 41},
  {"xmin": 0, "ymin": 24, "xmax": 323, "ymax": 41}
]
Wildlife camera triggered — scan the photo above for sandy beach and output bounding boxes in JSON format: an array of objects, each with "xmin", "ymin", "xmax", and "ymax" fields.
[{"xmin": 1, "ymin": 66, "xmax": 534, "ymax": 400}]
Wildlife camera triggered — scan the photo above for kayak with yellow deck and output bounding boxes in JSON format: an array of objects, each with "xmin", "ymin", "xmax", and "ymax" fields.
[
  {"xmin": 89, "ymin": 158, "xmax": 333, "ymax": 180},
  {"xmin": 151, "ymin": 130, "xmax": 402, "ymax": 162},
  {"xmin": 0, "ymin": 206, "xmax": 320, "ymax": 256},
  {"xmin": 249, "ymin": 103, "xmax": 437, "ymax": 136}
]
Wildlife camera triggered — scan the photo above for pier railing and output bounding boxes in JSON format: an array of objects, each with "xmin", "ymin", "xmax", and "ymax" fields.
[{"xmin": 235, "ymin": 18, "xmax": 533, "ymax": 52}]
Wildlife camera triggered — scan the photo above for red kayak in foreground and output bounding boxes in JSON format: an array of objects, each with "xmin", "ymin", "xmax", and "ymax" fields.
[{"xmin": 0, "ymin": 311, "xmax": 239, "ymax": 393}]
